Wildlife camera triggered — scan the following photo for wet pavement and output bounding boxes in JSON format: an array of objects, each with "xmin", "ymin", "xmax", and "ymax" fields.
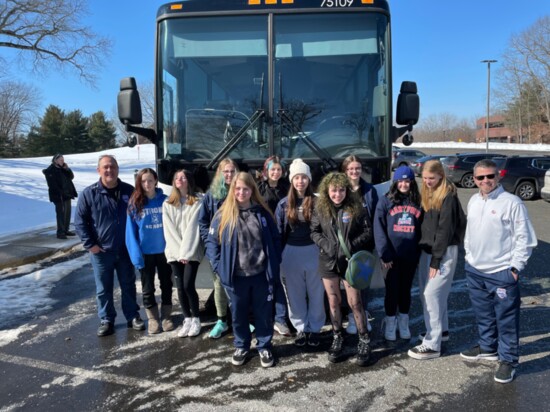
[{"xmin": 1, "ymin": 194, "xmax": 550, "ymax": 411}]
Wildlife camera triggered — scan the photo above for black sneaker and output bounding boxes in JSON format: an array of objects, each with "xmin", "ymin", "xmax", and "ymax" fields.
[
  {"xmin": 127, "ymin": 315, "xmax": 145, "ymax": 331},
  {"xmin": 97, "ymin": 321, "xmax": 114, "ymax": 337},
  {"xmin": 259, "ymin": 349, "xmax": 274, "ymax": 368},
  {"xmin": 494, "ymin": 361, "xmax": 516, "ymax": 384},
  {"xmin": 307, "ymin": 332, "xmax": 320, "ymax": 347},
  {"xmin": 328, "ymin": 331, "xmax": 344, "ymax": 363},
  {"xmin": 65, "ymin": 230, "xmax": 76, "ymax": 236},
  {"xmin": 419, "ymin": 330, "xmax": 450, "ymax": 342},
  {"xmin": 57, "ymin": 234, "xmax": 68, "ymax": 239},
  {"xmin": 460, "ymin": 345, "xmax": 498, "ymax": 361},
  {"xmin": 294, "ymin": 331, "xmax": 307, "ymax": 347},
  {"xmin": 356, "ymin": 333, "xmax": 371, "ymax": 366},
  {"xmin": 232, "ymin": 348, "xmax": 249, "ymax": 366},
  {"xmin": 408, "ymin": 344, "xmax": 440, "ymax": 360}
]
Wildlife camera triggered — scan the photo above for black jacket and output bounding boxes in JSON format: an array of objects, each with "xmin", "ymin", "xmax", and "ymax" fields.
[
  {"xmin": 310, "ymin": 206, "xmax": 372, "ymax": 276},
  {"xmin": 419, "ymin": 192, "xmax": 464, "ymax": 269},
  {"xmin": 258, "ymin": 179, "xmax": 290, "ymax": 214},
  {"xmin": 43, "ymin": 163, "xmax": 77, "ymax": 203}
]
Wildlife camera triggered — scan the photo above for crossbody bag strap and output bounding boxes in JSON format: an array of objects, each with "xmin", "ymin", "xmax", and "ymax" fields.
[{"xmin": 336, "ymin": 228, "xmax": 352, "ymax": 260}]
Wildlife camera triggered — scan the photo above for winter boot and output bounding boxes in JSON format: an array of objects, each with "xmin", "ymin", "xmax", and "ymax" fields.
[
  {"xmin": 161, "ymin": 305, "xmax": 175, "ymax": 332},
  {"xmin": 328, "ymin": 330, "xmax": 344, "ymax": 363},
  {"xmin": 397, "ymin": 313, "xmax": 411, "ymax": 339},
  {"xmin": 382, "ymin": 315, "xmax": 397, "ymax": 341},
  {"xmin": 356, "ymin": 333, "xmax": 371, "ymax": 366},
  {"xmin": 145, "ymin": 306, "xmax": 161, "ymax": 335}
]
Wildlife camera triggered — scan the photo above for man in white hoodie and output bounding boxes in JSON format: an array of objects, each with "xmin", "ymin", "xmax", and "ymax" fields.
[{"xmin": 460, "ymin": 159, "xmax": 537, "ymax": 384}]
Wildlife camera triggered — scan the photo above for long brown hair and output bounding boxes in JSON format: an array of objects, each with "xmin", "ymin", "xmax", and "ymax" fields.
[
  {"xmin": 217, "ymin": 172, "xmax": 271, "ymax": 242},
  {"xmin": 287, "ymin": 175, "xmax": 314, "ymax": 225},
  {"xmin": 128, "ymin": 168, "xmax": 157, "ymax": 216},
  {"xmin": 166, "ymin": 169, "xmax": 198, "ymax": 207},
  {"xmin": 421, "ymin": 160, "xmax": 456, "ymax": 211}
]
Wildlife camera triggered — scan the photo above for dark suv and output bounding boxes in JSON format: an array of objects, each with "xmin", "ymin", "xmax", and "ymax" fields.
[
  {"xmin": 391, "ymin": 149, "xmax": 426, "ymax": 170},
  {"xmin": 494, "ymin": 156, "xmax": 550, "ymax": 200},
  {"xmin": 442, "ymin": 153, "xmax": 505, "ymax": 188}
]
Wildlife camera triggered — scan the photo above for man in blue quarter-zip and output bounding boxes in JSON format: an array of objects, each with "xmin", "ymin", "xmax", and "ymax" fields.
[
  {"xmin": 75, "ymin": 155, "xmax": 145, "ymax": 337},
  {"xmin": 460, "ymin": 159, "xmax": 537, "ymax": 384}
]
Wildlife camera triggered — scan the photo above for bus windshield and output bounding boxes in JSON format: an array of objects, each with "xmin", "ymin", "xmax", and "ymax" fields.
[{"xmin": 158, "ymin": 11, "xmax": 390, "ymax": 164}]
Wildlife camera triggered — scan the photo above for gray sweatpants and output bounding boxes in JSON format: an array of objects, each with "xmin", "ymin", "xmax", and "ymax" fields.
[
  {"xmin": 281, "ymin": 244, "xmax": 326, "ymax": 333},
  {"xmin": 418, "ymin": 245, "xmax": 458, "ymax": 351}
]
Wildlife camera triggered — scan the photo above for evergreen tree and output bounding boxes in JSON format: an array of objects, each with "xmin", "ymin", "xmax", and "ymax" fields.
[
  {"xmin": 62, "ymin": 110, "xmax": 90, "ymax": 153},
  {"xmin": 24, "ymin": 105, "xmax": 65, "ymax": 156},
  {"xmin": 88, "ymin": 111, "xmax": 117, "ymax": 151}
]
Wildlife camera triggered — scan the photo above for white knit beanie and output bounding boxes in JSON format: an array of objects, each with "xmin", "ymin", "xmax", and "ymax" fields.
[{"xmin": 289, "ymin": 159, "xmax": 312, "ymax": 182}]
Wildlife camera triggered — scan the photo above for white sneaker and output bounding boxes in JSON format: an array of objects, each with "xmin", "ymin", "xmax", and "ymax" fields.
[
  {"xmin": 188, "ymin": 317, "xmax": 201, "ymax": 337},
  {"xmin": 346, "ymin": 313, "xmax": 357, "ymax": 334},
  {"xmin": 382, "ymin": 315, "xmax": 397, "ymax": 341},
  {"xmin": 397, "ymin": 313, "xmax": 411, "ymax": 339},
  {"xmin": 346, "ymin": 311, "xmax": 372, "ymax": 334},
  {"xmin": 178, "ymin": 318, "xmax": 192, "ymax": 338}
]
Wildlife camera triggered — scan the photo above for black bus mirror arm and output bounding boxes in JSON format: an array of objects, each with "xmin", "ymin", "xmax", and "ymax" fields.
[
  {"xmin": 391, "ymin": 124, "xmax": 414, "ymax": 146},
  {"xmin": 124, "ymin": 123, "xmax": 158, "ymax": 146}
]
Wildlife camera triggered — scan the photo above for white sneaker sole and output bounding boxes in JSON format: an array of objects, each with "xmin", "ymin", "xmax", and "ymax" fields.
[
  {"xmin": 460, "ymin": 353, "xmax": 498, "ymax": 361},
  {"xmin": 407, "ymin": 349, "xmax": 441, "ymax": 360}
]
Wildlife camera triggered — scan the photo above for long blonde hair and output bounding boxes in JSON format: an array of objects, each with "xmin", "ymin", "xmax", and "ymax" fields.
[
  {"xmin": 421, "ymin": 160, "xmax": 456, "ymax": 211},
  {"xmin": 217, "ymin": 172, "xmax": 272, "ymax": 242},
  {"xmin": 166, "ymin": 169, "xmax": 198, "ymax": 207}
]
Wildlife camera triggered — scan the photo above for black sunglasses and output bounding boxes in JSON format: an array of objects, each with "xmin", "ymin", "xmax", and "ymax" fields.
[{"xmin": 474, "ymin": 173, "xmax": 496, "ymax": 181}]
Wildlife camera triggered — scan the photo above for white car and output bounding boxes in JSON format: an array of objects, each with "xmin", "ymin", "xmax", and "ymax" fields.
[{"xmin": 541, "ymin": 169, "xmax": 550, "ymax": 202}]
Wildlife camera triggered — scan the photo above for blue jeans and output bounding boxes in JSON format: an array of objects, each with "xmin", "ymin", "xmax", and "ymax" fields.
[
  {"xmin": 227, "ymin": 273, "xmax": 273, "ymax": 350},
  {"xmin": 90, "ymin": 248, "xmax": 140, "ymax": 323}
]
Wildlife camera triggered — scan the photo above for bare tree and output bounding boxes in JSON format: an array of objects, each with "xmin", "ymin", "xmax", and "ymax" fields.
[
  {"xmin": 0, "ymin": 80, "xmax": 41, "ymax": 155},
  {"xmin": 0, "ymin": 0, "xmax": 112, "ymax": 85},
  {"xmin": 498, "ymin": 16, "xmax": 550, "ymax": 143}
]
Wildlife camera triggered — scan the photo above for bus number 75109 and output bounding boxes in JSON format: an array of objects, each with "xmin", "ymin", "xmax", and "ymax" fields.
[{"xmin": 321, "ymin": 0, "xmax": 354, "ymax": 7}]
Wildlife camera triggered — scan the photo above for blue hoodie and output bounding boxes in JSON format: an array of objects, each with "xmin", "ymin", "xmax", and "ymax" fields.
[
  {"xmin": 125, "ymin": 188, "xmax": 167, "ymax": 269},
  {"xmin": 204, "ymin": 204, "xmax": 282, "ymax": 294},
  {"xmin": 373, "ymin": 195, "xmax": 422, "ymax": 263}
]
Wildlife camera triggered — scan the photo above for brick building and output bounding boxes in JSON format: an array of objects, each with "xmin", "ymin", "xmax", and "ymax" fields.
[{"xmin": 475, "ymin": 115, "xmax": 515, "ymax": 143}]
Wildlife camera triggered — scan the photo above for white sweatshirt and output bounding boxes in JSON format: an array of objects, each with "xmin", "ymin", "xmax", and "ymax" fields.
[
  {"xmin": 162, "ymin": 198, "xmax": 204, "ymax": 263},
  {"xmin": 464, "ymin": 185, "xmax": 537, "ymax": 273}
]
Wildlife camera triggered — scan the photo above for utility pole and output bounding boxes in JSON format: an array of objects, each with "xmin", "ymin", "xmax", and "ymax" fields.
[{"xmin": 481, "ymin": 60, "xmax": 497, "ymax": 153}]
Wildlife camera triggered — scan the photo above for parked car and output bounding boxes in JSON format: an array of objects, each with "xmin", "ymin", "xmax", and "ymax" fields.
[
  {"xmin": 410, "ymin": 154, "xmax": 446, "ymax": 176},
  {"xmin": 442, "ymin": 153, "xmax": 505, "ymax": 188},
  {"xmin": 494, "ymin": 155, "xmax": 550, "ymax": 200},
  {"xmin": 541, "ymin": 169, "xmax": 550, "ymax": 202},
  {"xmin": 391, "ymin": 149, "xmax": 426, "ymax": 170}
]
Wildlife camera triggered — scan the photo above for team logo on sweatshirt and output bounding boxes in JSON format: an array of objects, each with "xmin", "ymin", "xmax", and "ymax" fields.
[{"xmin": 398, "ymin": 213, "xmax": 412, "ymax": 226}]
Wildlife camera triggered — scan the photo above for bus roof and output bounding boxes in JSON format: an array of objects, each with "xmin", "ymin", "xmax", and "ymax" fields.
[{"xmin": 157, "ymin": 0, "xmax": 390, "ymax": 19}]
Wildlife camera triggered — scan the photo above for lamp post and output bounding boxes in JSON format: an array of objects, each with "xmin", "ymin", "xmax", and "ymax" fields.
[{"xmin": 481, "ymin": 60, "xmax": 497, "ymax": 153}]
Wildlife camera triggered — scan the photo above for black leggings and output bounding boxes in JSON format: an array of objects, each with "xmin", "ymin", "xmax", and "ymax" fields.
[
  {"xmin": 141, "ymin": 253, "xmax": 173, "ymax": 308},
  {"xmin": 384, "ymin": 257, "xmax": 419, "ymax": 316},
  {"xmin": 171, "ymin": 261, "xmax": 200, "ymax": 318}
]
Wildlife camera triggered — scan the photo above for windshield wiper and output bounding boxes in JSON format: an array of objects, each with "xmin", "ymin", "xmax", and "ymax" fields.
[
  {"xmin": 206, "ymin": 109, "xmax": 265, "ymax": 170},
  {"xmin": 277, "ymin": 109, "xmax": 338, "ymax": 172}
]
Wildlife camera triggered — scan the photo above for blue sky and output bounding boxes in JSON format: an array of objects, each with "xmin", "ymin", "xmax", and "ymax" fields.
[{"xmin": 7, "ymin": 0, "xmax": 550, "ymax": 124}]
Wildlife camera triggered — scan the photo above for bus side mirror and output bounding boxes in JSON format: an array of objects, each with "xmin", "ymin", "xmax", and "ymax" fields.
[
  {"xmin": 118, "ymin": 77, "xmax": 143, "ymax": 125},
  {"xmin": 396, "ymin": 81, "xmax": 419, "ymax": 126}
]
